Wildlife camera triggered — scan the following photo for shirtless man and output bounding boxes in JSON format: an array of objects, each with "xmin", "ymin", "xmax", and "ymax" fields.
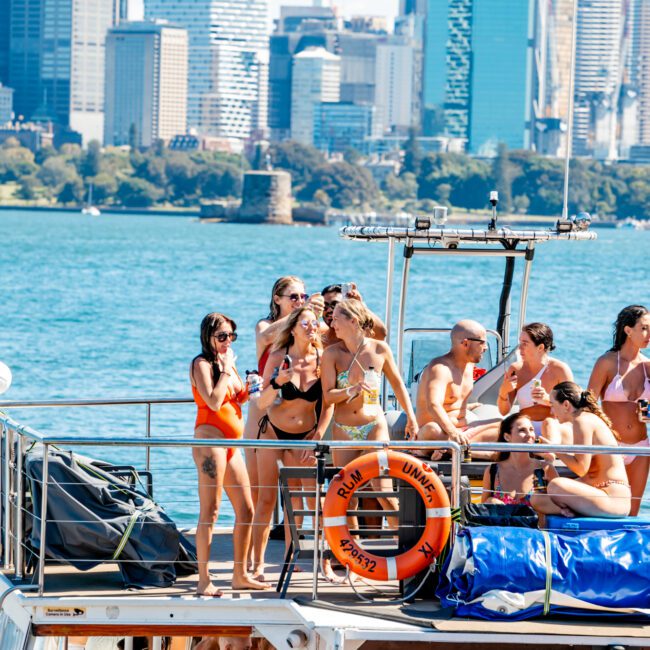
[{"xmin": 416, "ymin": 319, "xmax": 501, "ymax": 459}]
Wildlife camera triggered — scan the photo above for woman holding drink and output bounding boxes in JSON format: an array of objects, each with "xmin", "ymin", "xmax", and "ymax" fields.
[{"xmin": 497, "ymin": 322, "xmax": 573, "ymax": 440}]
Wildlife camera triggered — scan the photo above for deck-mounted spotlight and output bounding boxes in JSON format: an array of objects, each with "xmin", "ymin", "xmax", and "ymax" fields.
[
  {"xmin": 415, "ymin": 215, "xmax": 431, "ymax": 230},
  {"xmin": 488, "ymin": 191, "xmax": 498, "ymax": 231},
  {"xmin": 555, "ymin": 218, "xmax": 574, "ymax": 233},
  {"xmin": 433, "ymin": 205, "xmax": 448, "ymax": 225}
]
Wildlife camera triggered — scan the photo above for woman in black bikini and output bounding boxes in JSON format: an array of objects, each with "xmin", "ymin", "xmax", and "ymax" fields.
[{"xmin": 251, "ymin": 306, "xmax": 333, "ymax": 581}]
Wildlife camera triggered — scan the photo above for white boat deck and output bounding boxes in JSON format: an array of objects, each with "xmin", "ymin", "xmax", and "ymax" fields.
[{"xmin": 3, "ymin": 529, "xmax": 650, "ymax": 648}]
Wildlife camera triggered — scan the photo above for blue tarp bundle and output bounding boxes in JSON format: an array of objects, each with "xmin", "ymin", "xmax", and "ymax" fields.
[{"xmin": 436, "ymin": 526, "xmax": 650, "ymax": 620}]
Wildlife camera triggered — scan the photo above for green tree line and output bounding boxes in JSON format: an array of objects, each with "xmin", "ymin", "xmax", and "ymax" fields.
[{"xmin": 1, "ymin": 136, "xmax": 649, "ymax": 218}]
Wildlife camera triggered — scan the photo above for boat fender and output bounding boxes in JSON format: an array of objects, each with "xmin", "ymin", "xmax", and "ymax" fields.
[{"xmin": 323, "ymin": 450, "xmax": 451, "ymax": 580}]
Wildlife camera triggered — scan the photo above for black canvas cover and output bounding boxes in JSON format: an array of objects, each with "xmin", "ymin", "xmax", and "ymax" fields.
[{"xmin": 25, "ymin": 447, "xmax": 197, "ymax": 588}]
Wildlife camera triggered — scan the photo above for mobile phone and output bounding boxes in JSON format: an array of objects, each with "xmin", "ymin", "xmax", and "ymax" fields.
[
  {"xmin": 341, "ymin": 282, "xmax": 353, "ymax": 297},
  {"xmin": 533, "ymin": 468, "xmax": 547, "ymax": 492},
  {"xmin": 281, "ymin": 354, "xmax": 292, "ymax": 370},
  {"xmin": 639, "ymin": 399, "xmax": 650, "ymax": 422}
]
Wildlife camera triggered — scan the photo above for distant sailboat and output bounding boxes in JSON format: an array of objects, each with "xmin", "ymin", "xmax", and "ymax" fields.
[{"xmin": 81, "ymin": 183, "xmax": 101, "ymax": 217}]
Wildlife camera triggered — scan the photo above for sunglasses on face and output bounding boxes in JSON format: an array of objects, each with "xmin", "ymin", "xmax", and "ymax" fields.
[
  {"xmin": 465, "ymin": 337, "xmax": 487, "ymax": 345},
  {"xmin": 213, "ymin": 332, "xmax": 237, "ymax": 343},
  {"xmin": 300, "ymin": 319, "xmax": 320, "ymax": 329},
  {"xmin": 280, "ymin": 293, "xmax": 309, "ymax": 302},
  {"xmin": 281, "ymin": 292, "xmax": 308, "ymax": 302},
  {"xmin": 323, "ymin": 300, "xmax": 341, "ymax": 310}
]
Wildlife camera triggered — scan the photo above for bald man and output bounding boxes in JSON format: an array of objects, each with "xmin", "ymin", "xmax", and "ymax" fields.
[{"xmin": 416, "ymin": 320, "xmax": 500, "ymax": 459}]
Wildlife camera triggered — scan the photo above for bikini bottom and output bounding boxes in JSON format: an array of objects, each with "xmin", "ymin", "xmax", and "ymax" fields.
[
  {"xmin": 624, "ymin": 437, "xmax": 650, "ymax": 466},
  {"xmin": 257, "ymin": 414, "xmax": 314, "ymax": 441},
  {"xmin": 592, "ymin": 479, "xmax": 631, "ymax": 490},
  {"xmin": 334, "ymin": 418, "xmax": 379, "ymax": 442}
]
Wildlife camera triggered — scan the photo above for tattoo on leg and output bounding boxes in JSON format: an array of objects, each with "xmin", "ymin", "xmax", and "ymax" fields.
[{"xmin": 202, "ymin": 456, "xmax": 217, "ymax": 479}]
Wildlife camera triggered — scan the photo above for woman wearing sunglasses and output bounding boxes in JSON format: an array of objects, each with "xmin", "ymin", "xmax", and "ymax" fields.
[
  {"xmin": 190, "ymin": 313, "xmax": 269, "ymax": 596},
  {"xmin": 251, "ymin": 305, "xmax": 333, "ymax": 582},
  {"xmin": 244, "ymin": 277, "xmax": 323, "ymax": 551}
]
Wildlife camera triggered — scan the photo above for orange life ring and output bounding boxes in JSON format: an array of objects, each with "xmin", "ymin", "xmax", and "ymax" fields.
[{"xmin": 323, "ymin": 450, "xmax": 451, "ymax": 581}]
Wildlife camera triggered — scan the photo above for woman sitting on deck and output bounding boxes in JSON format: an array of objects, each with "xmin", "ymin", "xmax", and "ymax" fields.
[
  {"xmin": 482, "ymin": 413, "xmax": 557, "ymax": 506},
  {"xmin": 497, "ymin": 322, "xmax": 573, "ymax": 440},
  {"xmin": 531, "ymin": 382, "xmax": 631, "ymax": 518},
  {"xmin": 190, "ymin": 312, "xmax": 269, "ymax": 595}
]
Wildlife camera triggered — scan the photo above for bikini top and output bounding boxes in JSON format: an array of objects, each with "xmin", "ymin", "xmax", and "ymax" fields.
[
  {"xmin": 603, "ymin": 353, "xmax": 650, "ymax": 403},
  {"xmin": 336, "ymin": 341, "xmax": 380, "ymax": 389},
  {"xmin": 516, "ymin": 363, "xmax": 547, "ymax": 410},
  {"xmin": 278, "ymin": 347, "xmax": 322, "ymax": 403},
  {"xmin": 489, "ymin": 463, "xmax": 533, "ymax": 507}
]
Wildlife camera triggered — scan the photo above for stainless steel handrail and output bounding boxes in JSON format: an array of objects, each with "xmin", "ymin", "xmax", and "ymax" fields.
[
  {"xmin": 3, "ymin": 400, "xmax": 649, "ymax": 600},
  {"xmin": 0, "ymin": 397, "xmax": 193, "ymax": 408},
  {"xmin": 0, "ymin": 397, "xmax": 194, "ymax": 473},
  {"xmin": 404, "ymin": 327, "xmax": 504, "ymax": 366},
  {"xmin": 0, "ymin": 409, "xmax": 463, "ymax": 597}
]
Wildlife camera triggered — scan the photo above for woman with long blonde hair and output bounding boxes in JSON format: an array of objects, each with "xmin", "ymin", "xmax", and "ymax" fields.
[
  {"xmin": 251, "ymin": 305, "xmax": 332, "ymax": 581},
  {"xmin": 321, "ymin": 299, "xmax": 418, "ymax": 519},
  {"xmin": 243, "ymin": 276, "xmax": 324, "ymax": 562}
]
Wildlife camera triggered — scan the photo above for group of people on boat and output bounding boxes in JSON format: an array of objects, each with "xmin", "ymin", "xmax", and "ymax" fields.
[
  {"xmin": 414, "ymin": 307, "xmax": 648, "ymax": 518},
  {"xmin": 189, "ymin": 276, "xmax": 649, "ymax": 595}
]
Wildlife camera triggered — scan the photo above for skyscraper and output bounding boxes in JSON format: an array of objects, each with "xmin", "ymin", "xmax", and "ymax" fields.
[
  {"xmin": 375, "ymin": 38, "xmax": 417, "ymax": 133},
  {"xmin": 423, "ymin": 0, "xmax": 548, "ymax": 153},
  {"xmin": 572, "ymin": 0, "xmax": 625, "ymax": 158},
  {"xmin": 9, "ymin": 0, "xmax": 45, "ymax": 122},
  {"xmin": 9, "ymin": 0, "xmax": 119, "ymax": 143},
  {"xmin": 290, "ymin": 47, "xmax": 340, "ymax": 145},
  {"xmin": 0, "ymin": 0, "xmax": 10, "ymax": 86},
  {"xmin": 634, "ymin": 0, "xmax": 650, "ymax": 144},
  {"xmin": 104, "ymin": 21, "xmax": 188, "ymax": 147},
  {"xmin": 469, "ymin": 0, "xmax": 546, "ymax": 154},
  {"xmin": 422, "ymin": 0, "xmax": 472, "ymax": 140},
  {"xmin": 145, "ymin": 0, "xmax": 268, "ymax": 145}
]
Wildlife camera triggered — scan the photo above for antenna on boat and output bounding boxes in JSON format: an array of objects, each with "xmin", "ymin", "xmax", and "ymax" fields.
[
  {"xmin": 488, "ymin": 190, "xmax": 498, "ymax": 230},
  {"xmin": 561, "ymin": 0, "xmax": 579, "ymax": 221}
]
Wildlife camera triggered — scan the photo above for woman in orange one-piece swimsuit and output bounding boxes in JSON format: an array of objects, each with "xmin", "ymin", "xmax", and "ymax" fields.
[{"xmin": 190, "ymin": 312, "xmax": 269, "ymax": 596}]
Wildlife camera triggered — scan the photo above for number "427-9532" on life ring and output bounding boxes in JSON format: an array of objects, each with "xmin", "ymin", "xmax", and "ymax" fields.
[{"xmin": 322, "ymin": 450, "xmax": 451, "ymax": 581}]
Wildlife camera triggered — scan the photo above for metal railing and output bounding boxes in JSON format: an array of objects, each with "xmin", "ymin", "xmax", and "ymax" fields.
[
  {"xmin": 1, "ymin": 397, "xmax": 649, "ymax": 601},
  {"xmin": 0, "ymin": 399, "xmax": 463, "ymax": 598},
  {"xmin": 0, "ymin": 397, "xmax": 194, "ymax": 471}
]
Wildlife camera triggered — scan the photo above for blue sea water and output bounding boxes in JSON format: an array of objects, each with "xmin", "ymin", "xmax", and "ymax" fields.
[{"xmin": 0, "ymin": 209, "xmax": 648, "ymax": 523}]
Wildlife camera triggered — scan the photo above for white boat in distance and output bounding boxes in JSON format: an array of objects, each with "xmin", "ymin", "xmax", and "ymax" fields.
[{"xmin": 81, "ymin": 183, "xmax": 101, "ymax": 217}]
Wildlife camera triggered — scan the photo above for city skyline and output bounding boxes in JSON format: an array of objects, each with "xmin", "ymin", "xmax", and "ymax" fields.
[{"xmin": 2, "ymin": 0, "xmax": 649, "ymax": 165}]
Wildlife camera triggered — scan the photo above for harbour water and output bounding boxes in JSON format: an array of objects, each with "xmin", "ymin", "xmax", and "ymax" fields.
[{"xmin": 0, "ymin": 209, "xmax": 648, "ymax": 523}]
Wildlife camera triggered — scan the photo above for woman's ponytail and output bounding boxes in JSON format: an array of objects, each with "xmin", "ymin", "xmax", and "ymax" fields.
[{"xmin": 553, "ymin": 382, "xmax": 616, "ymax": 435}]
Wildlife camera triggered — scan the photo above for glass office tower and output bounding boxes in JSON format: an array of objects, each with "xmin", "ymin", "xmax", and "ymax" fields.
[
  {"xmin": 469, "ymin": 0, "xmax": 539, "ymax": 154},
  {"xmin": 145, "ymin": 0, "xmax": 268, "ymax": 143}
]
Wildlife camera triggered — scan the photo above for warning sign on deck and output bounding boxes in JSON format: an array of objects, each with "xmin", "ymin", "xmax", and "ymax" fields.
[{"xmin": 43, "ymin": 607, "xmax": 86, "ymax": 618}]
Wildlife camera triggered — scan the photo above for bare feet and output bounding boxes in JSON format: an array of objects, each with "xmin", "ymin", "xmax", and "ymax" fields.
[
  {"xmin": 232, "ymin": 575, "xmax": 271, "ymax": 591},
  {"xmin": 251, "ymin": 566, "xmax": 265, "ymax": 582},
  {"xmin": 322, "ymin": 559, "xmax": 346, "ymax": 585},
  {"xmin": 197, "ymin": 579, "xmax": 223, "ymax": 597}
]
